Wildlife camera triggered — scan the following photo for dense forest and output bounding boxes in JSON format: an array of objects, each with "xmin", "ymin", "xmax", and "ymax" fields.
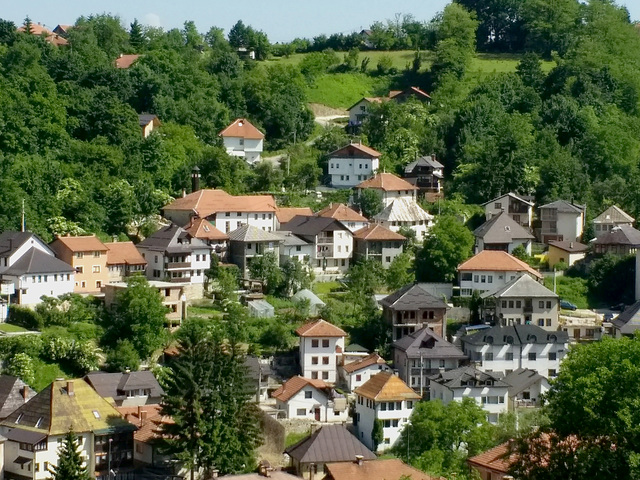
[{"xmin": 0, "ymin": 0, "xmax": 639, "ymax": 242}]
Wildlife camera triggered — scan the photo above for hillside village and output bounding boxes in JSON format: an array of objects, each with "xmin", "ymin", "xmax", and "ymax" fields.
[{"xmin": 1, "ymin": 2, "xmax": 640, "ymax": 480}]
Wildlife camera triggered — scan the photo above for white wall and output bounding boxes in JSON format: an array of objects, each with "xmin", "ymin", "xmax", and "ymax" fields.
[
  {"xmin": 300, "ymin": 336, "xmax": 345, "ymax": 383},
  {"xmin": 344, "ymin": 364, "xmax": 391, "ymax": 392},
  {"xmin": 429, "ymin": 383, "xmax": 509, "ymax": 423},
  {"xmin": 557, "ymin": 212, "xmax": 583, "ymax": 242},
  {"xmin": 12, "ymin": 272, "xmax": 75, "ymax": 305},
  {"xmin": 349, "ymin": 99, "xmax": 371, "ymax": 124},
  {"xmin": 459, "ymin": 270, "xmax": 524, "ymax": 297},
  {"xmin": 464, "ymin": 341, "xmax": 566, "ymax": 377},
  {"xmin": 329, "ymin": 157, "xmax": 378, "ymax": 188},
  {"xmin": 223, "ymin": 137, "xmax": 264, "ymax": 165},
  {"xmin": 0, "ymin": 237, "xmax": 52, "ymax": 274},
  {"xmin": 355, "ymin": 396, "xmax": 415, "ymax": 452},
  {"xmin": 217, "ymin": 211, "xmax": 276, "ymax": 233},
  {"xmin": 484, "ymin": 195, "xmax": 533, "ymax": 227},
  {"xmin": 376, "ymin": 218, "xmax": 430, "ymax": 243},
  {"xmin": 496, "ymin": 297, "xmax": 559, "ymax": 331},
  {"xmin": 277, "ymin": 388, "xmax": 348, "ymax": 423},
  {"xmin": 380, "ymin": 190, "xmax": 415, "ymax": 208}
]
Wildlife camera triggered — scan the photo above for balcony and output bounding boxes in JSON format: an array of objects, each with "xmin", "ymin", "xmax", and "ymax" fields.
[
  {"xmin": 165, "ymin": 262, "xmax": 190, "ymax": 269},
  {"xmin": 515, "ymin": 399, "xmax": 539, "ymax": 408},
  {"xmin": 169, "ymin": 277, "xmax": 190, "ymax": 283},
  {"xmin": 523, "ymin": 304, "xmax": 533, "ymax": 313},
  {"xmin": 317, "ymin": 237, "xmax": 334, "ymax": 244}
]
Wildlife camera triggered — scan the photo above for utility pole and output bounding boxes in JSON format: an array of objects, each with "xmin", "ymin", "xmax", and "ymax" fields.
[
  {"xmin": 21, "ymin": 199, "xmax": 25, "ymax": 232},
  {"xmin": 419, "ymin": 354, "xmax": 424, "ymax": 398}
]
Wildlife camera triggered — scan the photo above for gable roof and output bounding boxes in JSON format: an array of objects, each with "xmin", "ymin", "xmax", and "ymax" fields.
[
  {"xmin": 138, "ymin": 113, "xmax": 160, "ymax": 128},
  {"xmin": 429, "ymin": 365, "xmax": 509, "ymax": 389},
  {"xmin": 380, "ymin": 283, "xmax": 448, "ymax": 311},
  {"xmin": 184, "ymin": 217, "xmax": 229, "ymax": 242},
  {"xmin": 115, "ymin": 54, "xmax": 140, "ymax": 69},
  {"xmin": 356, "ymin": 173, "xmax": 417, "ymax": 192},
  {"xmin": 163, "ymin": 189, "xmax": 277, "ymax": 216},
  {"xmin": 473, "ymin": 212, "xmax": 535, "ymax": 243},
  {"xmin": 592, "ymin": 225, "xmax": 640, "ymax": 247},
  {"xmin": 481, "ymin": 273, "xmax": 557, "ymax": 299},
  {"xmin": 271, "ymin": 376, "xmax": 329, "ymax": 402},
  {"xmin": 374, "ymin": 198, "xmax": 433, "ymax": 223},
  {"xmin": 503, "ymin": 368, "xmax": 548, "ymax": 397},
  {"xmin": 219, "ymin": 118, "xmax": 264, "ymax": 140},
  {"xmin": 227, "ymin": 224, "xmax": 282, "ymax": 243},
  {"xmin": 540, "ymin": 200, "xmax": 584, "ymax": 214},
  {"xmin": 0, "ymin": 376, "xmax": 35, "ymax": 420},
  {"xmin": 0, "ymin": 231, "xmax": 39, "ymax": 258},
  {"xmin": 393, "ymin": 86, "xmax": 431, "ymax": 100},
  {"xmin": 137, "ymin": 224, "xmax": 210, "ymax": 253},
  {"xmin": 4, "ymin": 248, "xmax": 75, "ymax": 276},
  {"xmin": 50, "ymin": 235, "xmax": 108, "ymax": 253},
  {"xmin": 282, "ymin": 216, "xmax": 349, "ymax": 237},
  {"xmin": 457, "ymin": 250, "xmax": 542, "ymax": 279},
  {"xmin": 316, "ymin": 203, "xmax": 367, "ymax": 223},
  {"xmin": 354, "ymin": 371, "xmax": 419, "ymax": 401},
  {"xmin": 285, "ymin": 424, "xmax": 376, "ymax": 464},
  {"xmin": 593, "ymin": 205, "xmax": 634, "ymax": 224},
  {"xmin": 84, "ymin": 371, "xmax": 164, "ymax": 402},
  {"xmin": 404, "ymin": 155, "xmax": 443, "ymax": 173},
  {"xmin": 325, "ymin": 458, "xmax": 441, "ymax": 480},
  {"xmin": 353, "ymin": 224, "xmax": 406, "ymax": 241},
  {"xmin": 460, "ymin": 324, "xmax": 568, "ymax": 347},
  {"xmin": 482, "ymin": 192, "xmax": 534, "ymax": 207},
  {"xmin": 117, "ymin": 404, "xmax": 169, "ymax": 444},
  {"xmin": 342, "ymin": 353, "xmax": 388, "ymax": 374},
  {"xmin": 611, "ymin": 300, "xmax": 640, "ymax": 335},
  {"xmin": 548, "ymin": 240, "xmax": 588, "ymax": 253},
  {"xmin": 17, "ymin": 23, "xmax": 53, "ymax": 35},
  {"xmin": 295, "ymin": 319, "xmax": 346, "ymax": 337},
  {"xmin": 347, "ymin": 96, "xmax": 387, "ymax": 112},
  {"xmin": 276, "ymin": 207, "xmax": 314, "ymax": 224},
  {"xmin": 291, "ymin": 288, "xmax": 325, "ymax": 307},
  {"xmin": 328, "ymin": 143, "xmax": 382, "ymax": 159},
  {"xmin": 467, "ymin": 442, "xmax": 512, "ymax": 474},
  {"xmin": 105, "ymin": 242, "xmax": 147, "ymax": 266},
  {"xmin": 392, "ymin": 327, "xmax": 466, "ymax": 360}
]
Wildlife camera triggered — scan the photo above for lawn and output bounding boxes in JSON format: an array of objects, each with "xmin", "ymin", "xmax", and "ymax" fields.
[
  {"xmin": 285, "ymin": 431, "xmax": 309, "ymax": 448},
  {"xmin": 306, "ymin": 72, "xmax": 392, "ymax": 109},
  {"xmin": 0, "ymin": 323, "xmax": 29, "ymax": 333},
  {"xmin": 543, "ymin": 275, "xmax": 590, "ymax": 309},
  {"xmin": 312, "ymin": 281, "xmax": 343, "ymax": 299},
  {"xmin": 32, "ymin": 358, "xmax": 71, "ymax": 392}
]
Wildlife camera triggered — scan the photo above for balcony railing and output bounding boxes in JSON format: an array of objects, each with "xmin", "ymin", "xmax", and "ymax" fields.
[
  {"xmin": 317, "ymin": 237, "xmax": 334, "ymax": 244},
  {"xmin": 515, "ymin": 399, "xmax": 539, "ymax": 408},
  {"xmin": 169, "ymin": 277, "xmax": 190, "ymax": 283},
  {"xmin": 165, "ymin": 262, "xmax": 190, "ymax": 269}
]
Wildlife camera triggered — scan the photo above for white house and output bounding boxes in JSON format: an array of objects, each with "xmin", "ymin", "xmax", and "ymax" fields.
[
  {"xmin": 296, "ymin": 319, "xmax": 346, "ymax": 384},
  {"xmin": 316, "ymin": 203, "xmax": 369, "ymax": 233},
  {"xmin": 271, "ymin": 376, "xmax": 348, "ymax": 422},
  {"xmin": 482, "ymin": 193, "xmax": 534, "ymax": 228},
  {"xmin": 429, "ymin": 366, "xmax": 510, "ymax": 424},
  {"xmin": 276, "ymin": 230, "xmax": 313, "ymax": 266},
  {"xmin": 0, "ymin": 231, "xmax": 75, "ymax": 307},
  {"xmin": 473, "ymin": 211, "xmax": 535, "ymax": 255},
  {"xmin": 219, "ymin": 118, "xmax": 265, "ymax": 164},
  {"xmin": 353, "ymin": 224, "xmax": 405, "ymax": 267},
  {"xmin": 373, "ymin": 198, "xmax": 433, "ymax": 243},
  {"xmin": 457, "ymin": 250, "xmax": 542, "ymax": 297},
  {"xmin": 327, "ymin": 143, "xmax": 381, "ymax": 189},
  {"xmin": 347, "ymin": 97, "xmax": 385, "ymax": 125},
  {"xmin": 503, "ymin": 368, "xmax": 550, "ymax": 411},
  {"xmin": 354, "ymin": 371, "xmax": 420, "ymax": 452},
  {"xmin": 459, "ymin": 324, "xmax": 569, "ymax": 378},
  {"xmin": 539, "ymin": 200, "xmax": 586, "ymax": 244},
  {"xmin": 356, "ymin": 173, "xmax": 418, "ymax": 208},
  {"xmin": 340, "ymin": 353, "xmax": 391, "ymax": 392}
]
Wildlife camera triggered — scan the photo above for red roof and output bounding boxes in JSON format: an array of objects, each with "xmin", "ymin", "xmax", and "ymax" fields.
[
  {"xmin": 457, "ymin": 250, "xmax": 542, "ymax": 279},
  {"xmin": 105, "ymin": 241, "xmax": 147, "ymax": 266},
  {"xmin": 164, "ymin": 189, "xmax": 277, "ymax": 216},
  {"xmin": 17, "ymin": 24, "xmax": 53, "ymax": 35},
  {"xmin": 353, "ymin": 224, "xmax": 405, "ymax": 241},
  {"xmin": 117, "ymin": 404, "xmax": 174, "ymax": 443},
  {"xmin": 115, "ymin": 54, "xmax": 140, "ymax": 69},
  {"xmin": 342, "ymin": 353, "xmax": 387, "ymax": 374},
  {"xmin": 356, "ymin": 173, "xmax": 417, "ymax": 192},
  {"xmin": 184, "ymin": 217, "xmax": 229, "ymax": 241},
  {"xmin": 219, "ymin": 118, "xmax": 265, "ymax": 140},
  {"xmin": 328, "ymin": 143, "xmax": 382, "ymax": 159},
  {"xmin": 271, "ymin": 376, "xmax": 329, "ymax": 402},
  {"xmin": 316, "ymin": 203, "xmax": 367, "ymax": 223},
  {"xmin": 467, "ymin": 442, "xmax": 512, "ymax": 474},
  {"xmin": 296, "ymin": 319, "xmax": 346, "ymax": 337},
  {"xmin": 276, "ymin": 207, "xmax": 314, "ymax": 224}
]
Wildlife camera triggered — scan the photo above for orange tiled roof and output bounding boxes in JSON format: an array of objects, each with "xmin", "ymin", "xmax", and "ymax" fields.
[
  {"xmin": 467, "ymin": 442, "xmax": 512, "ymax": 474},
  {"xmin": 328, "ymin": 143, "xmax": 383, "ymax": 158},
  {"xmin": 326, "ymin": 458, "xmax": 442, "ymax": 480},
  {"xmin": 184, "ymin": 217, "xmax": 229, "ymax": 241},
  {"xmin": 316, "ymin": 203, "xmax": 367, "ymax": 223},
  {"xmin": 354, "ymin": 371, "xmax": 419, "ymax": 402},
  {"xmin": 164, "ymin": 189, "xmax": 277, "ymax": 216},
  {"xmin": 117, "ymin": 404, "xmax": 174, "ymax": 443},
  {"xmin": 342, "ymin": 353, "xmax": 387, "ymax": 374},
  {"xmin": 356, "ymin": 173, "xmax": 418, "ymax": 192},
  {"xmin": 295, "ymin": 319, "xmax": 346, "ymax": 337},
  {"xmin": 353, "ymin": 224, "xmax": 405, "ymax": 241},
  {"xmin": 105, "ymin": 241, "xmax": 147, "ymax": 266},
  {"xmin": 276, "ymin": 207, "xmax": 314, "ymax": 224},
  {"xmin": 457, "ymin": 250, "xmax": 542, "ymax": 279},
  {"xmin": 271, "ymin": 376, "xmax": 329, "ymax": 402},
  {"xmin": 219, "ymin": 118, "xmax": 265, "ymax": 140},
  {"xmin": 51, "ymin": 235, "xmax": 108, "ymax": 253},
  {"xmin": 17, "ymin": 23, "xmax": 53, "ymax": 35},
  {"xmin": 115, "ymin": 54, "xmax": 140, "ymax": 69}
]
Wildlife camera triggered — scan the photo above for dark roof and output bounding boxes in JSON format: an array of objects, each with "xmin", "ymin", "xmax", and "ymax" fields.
[
  {"xmin": 284, "ymin": 424, "xmax": 376, "ymax": 464},
  {"xmin": 244, "ymin": 356, "xmax": 274, "ymax": 383},
  {"xmin": 540, "ymin": 200, "xmax": 584, "ymax": 214},
  {"xmin": 392, "ymin": 327, "xmax": 466, "ymax": 360},
  {"xmin": 5, "ymin": 428, "xmax": 46, "ymax": 444},
  {"xmin": 482, "ymin": 192, "xmax": 534, "ymax": 207},
  {"xmin": 84, "ymin": 371, "xmax": 164, "ymax": 401},
  {"xmin": 404, "ymin": 155, "xmax": 443, "ymax": 173},
  {"xmin": 282, "ymin": 216, "xmax": 349, "ymax": 237},
  {"xmin": 0, "ymin": 231, "xmax": 34, "ymax": 257},
  {"xmin": 473, "ymin": 211, "xmax": 535, "ymax": 243},
  {"xmin": 138, "ymin": 113, "xmax": 159, "ymax": 127},
  {"xmin": 429, "ymin": 365, "xmax": 509, "ymax": 389},
  {"xmin": 380, "ymin": 284, "xmax": 448, "ymax": 311},
  {"xmin": 460, "ymin": 324, "xmax": 568, "ymax": 347},
  {"xmin": 503, "ymin": 368, "xmax": 548, "ymax": 396},
  {"xmin": 548, "ymin": 240, "xmax": 588, "ymax": 253},
  {"xmin": 138, "ymin": 224, "xmax": 210, "ymax": 253},
  {"xmin": 0, "ymin": 376, "xmax": 35, "ymax": 420},
  {"xmin": 592, "ymin": 225, "xmax": 640, "ymax": 247},
  {"xmin": 611, "ymin": 300, "xmax": 640, "ymax": 335},
  {"xmin": 4, "ymin": 248, "xmax": 74, "ymax": 276}
]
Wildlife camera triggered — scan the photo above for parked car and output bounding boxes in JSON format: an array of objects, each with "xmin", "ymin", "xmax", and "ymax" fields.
[{"xmin": 560, "ymin": 300, "xmax": 577, "ymax": 311}]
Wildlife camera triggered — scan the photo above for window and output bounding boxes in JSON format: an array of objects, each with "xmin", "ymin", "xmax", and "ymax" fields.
[
  {"xmin": 516, "ymin": 300, "xmax": 522, "ymax": 308},
  {"xmin": 311, "ymin": 372, "xmax": 318, "ymax": 379},
  {"xmin": 488, "ymin": 275, "xmax": 493, "ymax": 283},
  {"xmin": 380, "ymin": 402, "xmax": 387, "ymax": 411},
  {"xmin": 322, "ymin": 356, "xmax": 329, "ymax": 365},
  {"xmin": 96, "ymin": 281, "xmax": 102, "ymax": 288},
  {"xmin": 407, "ymin": 401, "xmax": 413, "ymax": 409},
  {"xmin": 92, "ymin": 410, "xmax": 101, "ymax": 419},
  {"xmin": 81, "ymin": 281, "xmax": 86, "ymax": 288},
  {"xmin": 296, "ymin": 408, "xmax": 306, "ymax": 416},
  {"xmin": 76, "ymin": 252, "xmax": 84, "ymax": 259},
  {"xmin": 485, "ymin": 352, "xmax": 494, "ymax": 361},
  {"xmin": 494, "ymin": 202, "xmax": 502, "ymax": 209},
  {"xmin": 92, "ymin": 265, "xmax": 101, "ymax": 273},
  {"xmin": 76, "ymin": 266, "xmax": 84, "ymax": 274},
  {"xmin": 506, "ymin": 352, "xmax": 514, "ymax": 361},
  {"xmin": 305, "ymin": 391, "xmax": 312, "ymax": 399},
  {"xmin": 539, "ymin": 301, "xmax": 545, "ymax": 308},
  {"xmin": 322, "ymin": 371, "xmax": 329, "ymax": 380},
  {"xmin": 546, "ymin": 318, "xmax": 552, "ymax": 326},
  {"xmin": 94, "ymin": 251, "xmax": 101, "ymax": 257},
  {"xmin": 481, "ymin": 275, "xmax": 486, "ymax": 283},
  {"xmin": 548, "ymin": 369, "xmax": 557, "ymax": 377},
  {"xmin": 322, "ymin": 339, "xmax": 329, "ymax": 348},
  {"xmin": 392, "ymin": 419, "xmax": 399, "ymax": 427},
  {"xmin": 311, "ymin": 339, "xmax": 319, "ymax": 348},
  {"xmin": 509, "ymin": 301, "xmax": 514, "ymax": 308},
  {"xmin": 528, "ymin": 352, "xmax": 536, "ymax": 361},
  {"xmin": 312, "ymin": 356, "xmax": 318, "ymax": 365},
  {"xmin": 538, "ymin": 319, "xmax": 544, "ymax": 327},
  {"xmin": 356, "ymin": 374, "xmax": 362, "ymax": 381},
  {"xmin": 474, "ymin": 275, "xmax": 479, "ymax": 283},
  {"xmin": 388, "ymin": 402, "xmax": 395, "ymax": 411},
  {"xmin": 502, "ymin": 300, "xmax": 507, "ymax": 308},
  {"xmin": 549, "ymin": 352, "xmax": 557, "ymax": 361},
  {"xmin": 546, "ymin": 301, "xmax": 552, "ymax": 309}
]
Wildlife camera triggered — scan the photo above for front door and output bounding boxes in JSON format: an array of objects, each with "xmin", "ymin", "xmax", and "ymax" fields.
[{"xmin": 314, "ymin": 408, "xmax": 321, "ymax": 421}]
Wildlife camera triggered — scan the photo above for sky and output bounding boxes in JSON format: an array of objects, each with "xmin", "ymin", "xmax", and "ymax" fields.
[{"xmin": 4, "ymin": 0, "xmax": 640, "ymax": 44}]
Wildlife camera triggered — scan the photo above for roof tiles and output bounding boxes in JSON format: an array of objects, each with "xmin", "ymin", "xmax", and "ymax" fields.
[
  {"xmin": 219, "ymin": 118, "xmax": 264, "ymax": 140},
  {"xmin": 357, "ymin": 173, "xmax": 418, "ymax": 192},
  {"xmin": 271, "ymin": 376, "xmax": 329, "ymax": 402},
  {"xmin": 354, "ymin": 371, "xmax": 419, "ymax": 401},
  {"xmin": 295, "ymin": 319, "xmax": 346, "ymax": 337},
  {"xmin": 457, "ymin": 250, "xmax": 541, "ymax": 279}
]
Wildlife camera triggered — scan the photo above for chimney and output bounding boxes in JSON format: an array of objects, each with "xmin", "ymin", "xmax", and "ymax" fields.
[
  {"xmin": 67, "ymin": 380, "xmax": 74, "ymax": 396},
  {"xmin": 570, "ymin": 242, "xmax": 574, "ymax": 249},
  {"xmin": 21, "ymin": 386, "xmax": 29, "ymax": 401},
  {"xmin": 182, "ymin": 188, "xmax": 186, "ymax": 198},
  {"xmin": 140, "ymin": 409, "xmax": 148, "ymax": 422},
  {"xmin": 191, "ymin": 166, "xmax": 201, "ymax": 193},
  {"xmin": 355, "ymin": 455, "xmax": 364, "ymax": 466},
  {"xmin": 212, "ymin": 469, "xmax": 219, "ymax": 478}
]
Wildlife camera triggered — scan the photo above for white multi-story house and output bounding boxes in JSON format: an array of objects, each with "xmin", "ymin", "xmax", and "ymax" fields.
[
  {"xmin": 316, "ymin": 203, "xmax": 368, "ymax": 233},
  {"xmin": 504, "ymin": 368, "xmax": 550, "ymax": 411},
  {"xmin": 272, "ymin": 376, "xmax": 348, "ymax": 422},
  {"xmin": 457, "ymin": 250, "xmax": 543, "ymax": 297},
  {"xmin": 0, "ymin": 231, "xmax": 75, "ymax": 307},
  {"xmin": 429, "ymin": 366, "xmax": 510, "ymax": 424},
  {"xmin": 373, "ymin": 199, "xmax": 434, "ymax": 243},
  {"xmin": 219, "ymin": 118, "xmax": 265, "ymax": 164},
  {"xmin": 340, "ymin": 353, "xmax": 391, "ymax": 392},
  {"xmin": 353, "ymin": 224, "xmax": 405, "ymax": 268},
  {"xmin": 473, "ymin": 211, "xmax": 535, "ymax": 255},
  {"xmin": 459, "ymin": 324, "xmax": 569, "ymax": 378},
  {"xmin": 276, "ymin": 231, "xmax": 313, "ymax": 265},
  {"xmin": 482, "ymin": 192, "xmax": 534, "ymax": 228},
  {"xmin": 356, "ymin": 173, "xmax": 418, "ymax": 208},
  {"xmin": 296, "ymin": 319, "xmax": 346, "ymax": 384},
  {"xmin": 327, "ymin": 143, "xmax": 381, "ymax": 189},
  {"xmin": 481, "ymin": 274, "xmax": 560, "ymax": 331},
  {"xmin": 539, "ymin": 200, "xmax": 586, "ymax": 244},
  {"xmin": 354, "ymin": 371, "xmax": 420, "ymax": 452}
]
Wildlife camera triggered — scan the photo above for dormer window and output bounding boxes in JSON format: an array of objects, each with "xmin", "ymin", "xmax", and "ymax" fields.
[{"xmin": 15, "ymin": 413, "xmax": 23, "ymax": 424}]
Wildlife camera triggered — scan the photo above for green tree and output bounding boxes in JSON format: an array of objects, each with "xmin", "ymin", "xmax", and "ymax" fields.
[
  {"xmin": 279, "ymin": 258, "xmax": 313, "ymax": 297},
  {"xmin": 50, "ymin": 429, "xmax": 91, "ymax": 480},
  {"xmin": 106, "ymin": 339, "xmax": 141, "ymax": 372},
  {"xmin": 129, "ymin": 19, "xmax": 146, "ymax": 51},
  {"xmin": 354, "ymin": 189, "xmax": 383, "ymax": 218},
  {"xmin": 386, "ymin": 252, "xmax": 415, "ymax": 291},
  {"xmin": 5, "ymin": 352, "xmax": 35, "ymax": 386},
  {"xmin": 248, "ymin": 252, "xmax": 283, "ymax": 295},
  {"xmin": 415, "ymin": 216, "xmax": 474, "ymax": 282},
  {"xmin": 372, "ymin": 418, "xmax": 384, "ymax": 452}
]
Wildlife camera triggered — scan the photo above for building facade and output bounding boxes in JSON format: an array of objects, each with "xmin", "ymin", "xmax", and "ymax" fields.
[
  {"xmin": 219, "ymin": 118, "xmax": 265, "ymax": 164},
  {"xmin": 49, "ymin": 235, "xmax": 109, "ymax": 294},
  {"xmin": 327, "ymin": 143, "xmax": 381, "ymax": 189},
  {"xmin": 296, "ymin": 319, "xmax": 346, "ymax": 384}
]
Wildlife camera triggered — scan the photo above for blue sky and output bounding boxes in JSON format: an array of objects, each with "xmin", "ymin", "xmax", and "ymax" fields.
[{"xmin": 5, "ymin": 0, "xmax": 640, "ymax": 44}]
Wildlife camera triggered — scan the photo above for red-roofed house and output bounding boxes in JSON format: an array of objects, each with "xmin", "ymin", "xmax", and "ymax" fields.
[
  {"xmin": 219, "ymin": 118, "xmax": 265, "ymax": 164},
  {"xmin": 105, "ymin": 241, "xmax": 147, "ymax": 283},
  {"xmin": 356, "ymin": 173, "xmax": 418, "ymax": 207},
  {"xmin": 271, "ymin": 376, "xmax": 348, "ymax": 422},
  {"xmin": 467, "ymin": 442, "xmax": 512, "ymax": 480},
  {"xmin": 340, "ymin": 353, "xmax": 390, "ymax": 392},
  {"xmin": 115, "ymin": 53, "xmax": 141, "ymax": 69},
  {"xmin": 118, "ymin": 404, "xmax": 175, "ymax": 468},
  {"xmin": 327, "ymin": 143, "xmax": 381, "ymax": 188},
  {"xmin": 183, "ymin": 217, "xmax": 229, "ymax": 259},
  {"xmin": 316, "ymin": 203, "xmax": 368, "ymax": 232},
  {"xmin": 353, "ymin": 224, "xmax": 405, "ymax": 267},
  {"xmin": 296, "ymin": 320, "xmax": 346, "ymax": 384}
]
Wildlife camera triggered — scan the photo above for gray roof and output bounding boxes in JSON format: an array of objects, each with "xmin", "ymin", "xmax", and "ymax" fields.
[
  {"xmin": 284, "ymin": 424, "xmax": 376, "ymax": 464},
  {"xmin": 291, "ymin": 289, "xmax": 325, "ymax": 307},
  {"xmin": 380, "ymin": 283, "xmax": 448, "ymax": 311},
  {"xmin": 282, "ymin": 216, "xmax": 349, "ymax": 237},
  {"xmin": 243, "ymin": 356, "xmax": 275, "ymax": 383},
  {"xmin": 0, "ymin": 231, "xmax": 38, "ymax": 258},
  {"xmin": 481, "ymin": 274, "xmax": 558, "ymax": 299},
  {"xmin": 593, "ymin": 205, "xmax": 634, "ymax": 224},
  {"xmin": 460, "ymin": 324, "xmax": 568, "ymax": 347},
  {"xmin": 503, "ymin": 368, "xmax": 548, "ymax": 396},
  {"xmin": 473, "ymin": 212, "xmax": 535, "ymax": 243},
  {"xmin": 4, "ymin": 248, "xmax": 75, "ymax": 276},
  {"xmin": 275, "ymin": 231, "xmax": 310, "ymax": 247},
  {"xmin": 138, "ymin": 113, "xmax": 158, "ymax": 127},
  {"xmin": 228, "ymin": 224, "xmax": 282, "ymax": 243},
  {"xmin": 404, "ymin": 155, "xmax": 443, "ymax": 173},
  {"xmin": 138, "ymin": 224, "xmax": 211, "ymax": 253},
  {"xmin": 220, "ymin": 472, "xmax": 300, "ymax": 480},
  {"xmin": 373, "ymin": 198, "xmax": 433, "ymax": 223},
  {"xmin": 344, "ymin": 343, "xmax": 368, "ymax": 353},
  {"xmin": 429, "ymin": 365, "xmax": 509, "ymax": 389},
  {"xmin": 611, "ymin": 300, "xmax": 640, "ymax": 335},
  {"xmin": 0, "ymin": 376, "xmax": 35, "ymax": 420},
  {"xmin": 5, "ymin": 428, "xmax": 46, "ymax": 444},
  {"xmin": 540, "ymin": 200, "xmax": 584, "ymax": 214},
  {"xmin": 592, "ymin": 225, "xmax": 640, "ymax": 247},
  {"xmin": 393, "ymin": 327, "xmax": 466, "ymax": 360},
  {"xmin": 548, "ymin": 240, "xmax": 588, "ymax": 253},
  {"xmin": 84, "ymin": 371, "xmax": 164, "ymax": 401},
  {"xmin": 482, "ymin": 192, "xmax": 534, "ymax": 207}
]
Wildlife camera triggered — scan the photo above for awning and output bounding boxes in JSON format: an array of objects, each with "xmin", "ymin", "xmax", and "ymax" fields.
[{"xmin": 14, "ymin": 456, "xmax": 32, "ymax": 465}]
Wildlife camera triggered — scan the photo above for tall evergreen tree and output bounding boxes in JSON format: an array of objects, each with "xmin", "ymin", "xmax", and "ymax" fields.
[
  {"xmin": 50, "ymin": 429, "xmax": 91, "ymax": 480},
  {"xmin": 23, "ymin": 16, "xmax": 33, "ymax": 35},
  {"xmin": 129, "ymin": 19, "xmax": 145, "ymax": 51}
]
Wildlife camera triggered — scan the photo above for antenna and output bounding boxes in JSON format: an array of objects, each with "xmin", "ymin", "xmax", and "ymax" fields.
[{"xmin": 21, "ymin": 199, "xmax": 25, "ymax": 232}]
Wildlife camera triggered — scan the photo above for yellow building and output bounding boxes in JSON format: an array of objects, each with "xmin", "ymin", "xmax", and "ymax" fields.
[
  {"xmin": 547, "ymin": 240, "xmax": 588, "ymax": 268},
  {"xmin": 50, "ymin": 235, "xmax": 109, "ymax": 294}
]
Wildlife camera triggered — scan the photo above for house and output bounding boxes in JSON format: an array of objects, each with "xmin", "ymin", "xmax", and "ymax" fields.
[
  {"xmin": 390, "ymin": 86, "xmax": 431, "ymax": 103},
  {"xmin": 49, "ymin": 235, "xmax": 109, "ymax": 294},
  {"xmin": 228, "ymin": 225, "xmax": 282, "ymax": 277},
  {"xmin": 354, "ymin": 371, "xmax": 420, "ymax": 452},
  {"xmin": 467, "ymin": 442, "xmax": 513, "ymax": 480},
  {"xmin": 282, "ymin": 216, "xmax": 353, "ymax": 278},
  {"xmin": 183, "ymin": 217, "xmax": 229, "ymax": 259},
  {"xmin": 403, "ymin": 155, "xmax": 444, "ymax": 201},
  {"xmin": 138, "ymin": 113, "xmax": 160, "ymax": 138},
  {"xmin": 17, "ymin": 22, "xmax": 68, "ymax": 46},
  {"xmin": 429, "ymin": 366, "xmax": 510, "ymax": 423},
  {"xmin": 482, "ymin": 193, "xmax": 534, "ymax": 228},
  {"xmin": 0, "ymin": 378, "xmax": 136, "ymax": 480},
  {"xmin": 52, "ymin": 24, "xmax": 73, "ymax": 36},
  {"xmin": 284, "ymin": 424, "xmax": 376, "ymax": 479},
  {"xmin": 162, "ymin": 189, "xmax": 277, "ymax": 233},
  {"xmin": 560, "ymin": 312, "xmax": 602, "ymax": 343},
  {"xmin": 276, "ymin": 231, "xmax": 313, "ymax": 266},
  {"xmin": 296, "ymin": 319, "xmax": 346, "ymax": 383},
  {"xmin": 0, "ymin": 231, "xmax": 75, "ymax": 306},
  {"xmin": 459, "ymin": 324, "xmax": 569, "ymax": 377},
  {"xmin": 353, "ymin": 224, "xmax": 405, "ymax": 267},
  {"xmin": 219, "ymin": 118, "xmax": 265, "ymax": 164},
  {"xmin": 136, "ymin": 224, "xmax": 211, "ymax": 294},
  {"xmin": 610, "ymin": 300, "xmax": 640, "ymax": 338},
  {"xmin": 327, "ymin": 143, "xmax": 381, "ymax": 188},
  {"xmin": 539, "ymin": 200, "xmax": 586, "ymax": 244},
  {"xmin": 457, "ymin": 250, "xmax": 542, "ymax": 297},
  {"xmin": 291, "ymin": 288, "xmax": 325, "ymax": 316},
  {"xmin": 275, "ymin": 207, "xmax": 314, "ymax": 229},
  {"xmin": 105, "ymin": 241, "xmax": 147, "ymax": 283},
  {"xmin": 373, "ymin": 199, "xmax": 433, "ymax": 243},
  {"xmin": 547, "ymin": 240, "xmax": 588, "ymax": 268},
  {"xmin": 0, "ymin": 375, "xmax": 35, "ymax": 420},
  {"xmin": 473, "ymin": 211, "xmax": 535, "ymax": 255},
  {"xmin": 84, "ymin": 371, "xmax": 164, "ymax": 407},
  {"xmin": 592, "ymin": 225, "xmax": 640, "ymax": 255},
  {"xmin": 347, "ymin": 97, "xmax": 386, "ymax": 125},
  {"xmin": 115, "ymin": 53, "xmax": 140, "ymax": 68},
  {"xmin": 504, "ymin": 368, "xmax": 550, "ymax": 411},
  {"xmin": 271, "ymin": 376, "xmax": 348, "ymax": 422},
  {"xmin": 325, "ymin": 458, "xmax": 442, "ymax": 480},
  {"xmin": 356, "ymin": 173, "xmax": 418, "ymax": 207},
  {"xmin": 392, "ymin": 327, "xmax": 467, "ymax": 395},
  {"xmin": 380, "ymin": 283, "xmax": 449, "ymax": 342},
  {"xmin": 593, "ymin": 205, "xmax": 634, "ymax": 236},
  {"xmin": 342, "ymin": 344, "xmax": 370, "ymax": 365},
  {"xmin": 316, "ymin": 203, "xmax": 368, "ymax": 233},
  {"xmin": 244, "ymin": 356, "xmax": 279, "ymax": 403},
  {"xmin": 340, "ymin": 353, "xmax": 391, "ymax": 392},
  {"xmin": 220, "ymin": 472, "xmax": 299, "ymax": 480},
  {"xmin": 481, "ymin": 274, "xmax": 559, "ymax": 331}
]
